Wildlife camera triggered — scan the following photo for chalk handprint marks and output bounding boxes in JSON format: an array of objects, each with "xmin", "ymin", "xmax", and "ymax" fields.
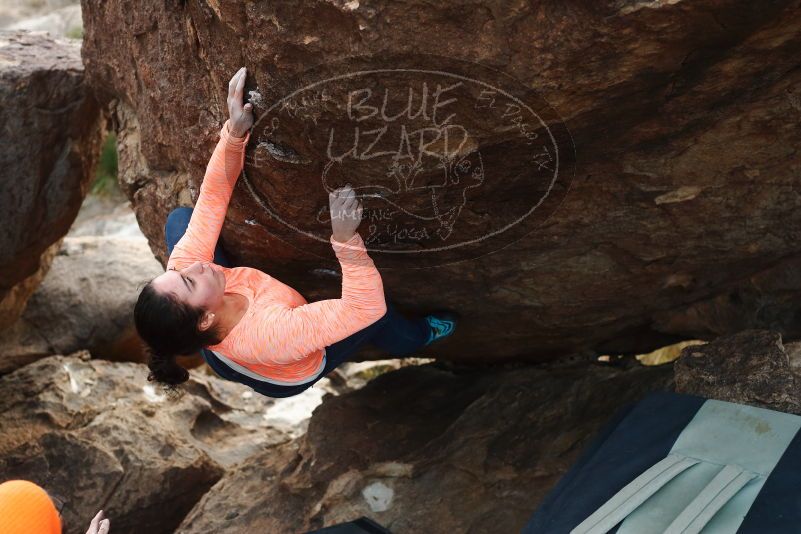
[
  {"xmin": 241, "ymin": 54, "xmax": 575, "ymax": 267},
  {"xmin": 320, "ymin": 123, "xmax": 486, "ymax": 243}
]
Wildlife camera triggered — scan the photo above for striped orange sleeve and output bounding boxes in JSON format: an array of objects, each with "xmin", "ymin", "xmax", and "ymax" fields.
[
  {"xmin": 167, "ymin": 119, "xmax": 251, "ymax": 271},
  {"xmin": 244, "ymin": 231, "xmax": 387, "ymax": 365}
]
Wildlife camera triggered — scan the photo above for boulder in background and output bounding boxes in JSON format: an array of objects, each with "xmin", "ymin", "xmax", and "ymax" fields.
[{"xmin": 0, "ymin": 30, "xmax": 104, "ymax": 330}]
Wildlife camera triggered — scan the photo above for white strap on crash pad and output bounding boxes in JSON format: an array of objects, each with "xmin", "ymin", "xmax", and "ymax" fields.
[
  {"xmin": 570, "ymin": 453, "xmax": 700, "ymax": 534},
  {"xmin": 664, "ymin": 464, "xmax": 756, "ymax": 534}
]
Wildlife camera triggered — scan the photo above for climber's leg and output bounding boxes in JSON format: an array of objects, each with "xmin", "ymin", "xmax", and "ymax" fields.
[
  {"xmin": 366, "ymin": 299, "xmax": 431, "ymax": 357},
  {"xmin": 319, "ymin": 296, "xmax": 431, "ymax": 371},
  {"xmin": 165, "ymin": 206, "xmax": 233, "ymax": 267},
  {"xmin": 319, "ymin": 306, "xmax": 394, "ymax": 369}
]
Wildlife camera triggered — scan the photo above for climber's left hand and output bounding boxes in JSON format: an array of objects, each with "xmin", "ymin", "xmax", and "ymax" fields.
[
  {"xmin": 228, "ymin": 67, "xmax": 254, "ymax": 138},
  {"xmin": 85, "ymin": 509, "xmax": 110, "ymax": 534}
]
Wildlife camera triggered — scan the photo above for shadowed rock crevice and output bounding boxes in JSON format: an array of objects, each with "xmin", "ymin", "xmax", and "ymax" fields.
[{"xmin": 0, "ymin": 353, "xmax": 309, "ymax": 534}]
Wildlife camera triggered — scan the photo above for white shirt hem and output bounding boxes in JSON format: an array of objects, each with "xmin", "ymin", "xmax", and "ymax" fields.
[{"xmin": 209, "ymin": 347, "xmax": 327, "ymax": 386}]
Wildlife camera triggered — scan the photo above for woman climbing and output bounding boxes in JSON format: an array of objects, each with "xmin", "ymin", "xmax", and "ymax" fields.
[{"xmin": 134, "ymin": 67, "xmax": 458, "ymax": 398}]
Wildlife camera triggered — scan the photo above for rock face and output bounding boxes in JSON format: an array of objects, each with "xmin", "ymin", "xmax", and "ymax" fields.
[
  {"xmin": 178, "ymin": 361, "xmax": 673, "ymax": 533},
  {"xmin": 79, "ymin": 1, "xmax": 801, "ymax": 363},
  {"xmin": 675, "ymin": 329, "xmax": 801, "ymax": 414},
  {"xmin": 0, "ymin": 353, "xmax": 307, "ymax": 534},
  {"xmin": 0, "ymin": 236, "xmax": 163, "ymax": 374},
  {"xmin": 0, "ymin": 30, "xmax": 104, "ymax": 330}
]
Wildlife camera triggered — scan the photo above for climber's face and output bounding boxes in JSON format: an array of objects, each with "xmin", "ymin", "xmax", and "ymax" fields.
[{"xmin": 151, "ymin": 261, "xmax": 225, "ymax": 319}]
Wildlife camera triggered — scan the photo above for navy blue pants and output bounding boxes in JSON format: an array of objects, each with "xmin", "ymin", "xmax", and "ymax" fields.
[{"xmin": 165, "ymin": 206, "xmax": 431, "ymax": 398}]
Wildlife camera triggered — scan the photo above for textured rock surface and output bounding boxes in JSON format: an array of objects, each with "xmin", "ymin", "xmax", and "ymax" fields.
[
  {"xmin": 79, "ymin": 1, "xmax": 801, "ymax": 363},
  {"xmin": 675, "ymin": 329, "xmax": 801, "ymax": 414},
  {"xmin": 0, "ymin": 236, "xmax": 163, "ymax": 373},
  {"xmin": 0, "ymin": 30, "xmax": 104, "ymax": 330},
  {"xmin": 178, "ymin": 361, "xmax": 673, "ymax": 533},
  {"xmin": 0, "ymin": 353, "xmax": 307, "ymax": 534}
]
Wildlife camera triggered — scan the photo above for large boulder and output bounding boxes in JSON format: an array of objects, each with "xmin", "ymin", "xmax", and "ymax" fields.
[
  {"xmin": 177, "ymin": 361, "xmax": 673, "ymax": 533},
  {"xmin": 78, "ymin": 1, "xmax": 801, "ymax": 363},
  {"xmin": 0, "ymin": 352, "xmax": 319, "ymax": 534},
  {"xmin": 0, "ymin": 30, "xmax": 104, "ymax": 330}
]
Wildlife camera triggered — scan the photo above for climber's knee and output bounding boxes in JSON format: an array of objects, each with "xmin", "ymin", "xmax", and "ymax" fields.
[
  {"xmin": 166, "ymin": 206, "xmax": 193, "ymax": 229},
  {"xmin": 165, "ymin": 206, "xmax": 194, "ymax": 250}
]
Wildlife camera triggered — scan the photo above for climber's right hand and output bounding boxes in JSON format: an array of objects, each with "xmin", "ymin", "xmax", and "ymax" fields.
[
  {"xmin": 330, "ymin": 184, "xmax": 363, "ymax": 243},
  {"xmin": 227, "ymin": 66, "xmax": 254, "ymax": 138}
]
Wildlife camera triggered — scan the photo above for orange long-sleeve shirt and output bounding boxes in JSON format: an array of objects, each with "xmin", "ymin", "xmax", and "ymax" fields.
[{"xmin": 166, "ymin": 119, "xmax": 387, "ymax": 382}]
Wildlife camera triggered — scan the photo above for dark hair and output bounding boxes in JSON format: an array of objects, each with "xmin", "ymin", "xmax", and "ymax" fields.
[{"xmin": 134, "ymin": 279, "xmax": 223, "ymax": 390}]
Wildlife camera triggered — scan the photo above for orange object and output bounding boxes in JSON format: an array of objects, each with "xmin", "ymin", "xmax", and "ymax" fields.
[
  {"xmin": 0, "ymin": 480, "xmax": 61, "ymax": 534},
  {"xmin": 167, "ymin": 120, "xmax": 386, "ymax": 382}
]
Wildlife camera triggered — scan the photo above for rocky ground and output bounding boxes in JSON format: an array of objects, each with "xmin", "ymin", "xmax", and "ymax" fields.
[
  {"xmin": 0, "ymin": 350, "xmax": 673, "ymax": 534},
  {"xmin": 4, "ymin": 329, "xmax": 801, "ymax": 533}
]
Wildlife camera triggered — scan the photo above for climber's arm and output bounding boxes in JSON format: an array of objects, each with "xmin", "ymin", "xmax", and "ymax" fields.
[
  {"xmin": 166, "ymin": 120, "xmax": 250, "ymax": 270},
  {"xmin": 233, "ymin": 187, "xmax": 387, "ymax": 366},
  {"xmin": 243, "ymin": 232, "xmax": 387, "ymax": 365},
  {"xmin": 167, "ymin": 67, "xmax": 254, "ymax": 271}
]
